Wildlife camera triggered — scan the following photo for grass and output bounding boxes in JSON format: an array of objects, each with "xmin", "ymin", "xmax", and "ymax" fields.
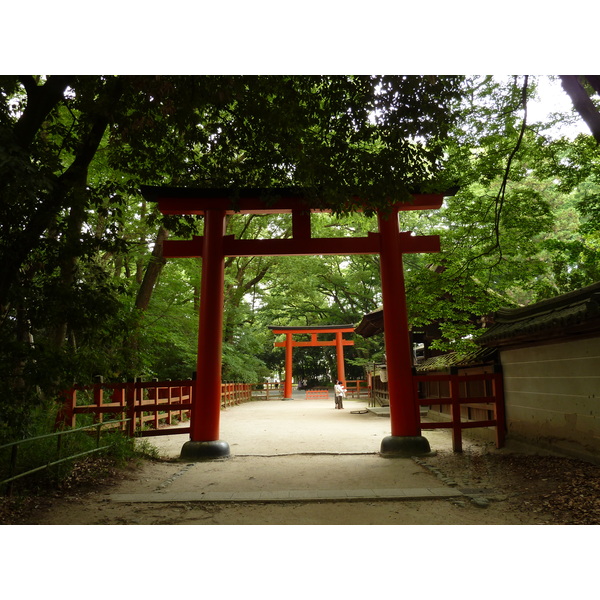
[{"xmin": 0, "ymin": 420, "xmax": 160, "ymax": 497}]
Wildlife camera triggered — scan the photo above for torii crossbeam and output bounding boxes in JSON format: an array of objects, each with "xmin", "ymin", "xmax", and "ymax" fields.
[{"xmin": 141, "ymin": 186, "xmax": 448, "ymax": 459}]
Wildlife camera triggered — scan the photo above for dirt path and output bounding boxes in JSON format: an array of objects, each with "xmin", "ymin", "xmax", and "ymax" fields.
[
  {"xmin": 5, "ymin": 397, "xmax": 600, "ymax": 525},
  {"xmin": 19, "ymin": 442, "xmax": 590, "ymax": 526},
  {"xmin": 23, "ymin": 453, "xmax": 530, "ymax": 525}
]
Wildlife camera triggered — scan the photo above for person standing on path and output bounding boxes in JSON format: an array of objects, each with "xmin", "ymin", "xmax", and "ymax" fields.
[{"xmin": 334, "ymin": 380, "xmax": 346, "ymax": 409}]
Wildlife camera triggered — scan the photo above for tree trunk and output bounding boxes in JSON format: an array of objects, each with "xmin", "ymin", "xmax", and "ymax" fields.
[
  {"xmin": 560, "ymin": 75, "xmax": 600, "ymax": 143},
  {"xmin": 135, "ymin": 226, "xmax": 169, "ymax": 311}
]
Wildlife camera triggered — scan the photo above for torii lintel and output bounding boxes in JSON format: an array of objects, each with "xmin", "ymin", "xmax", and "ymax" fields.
[{"xmin": 140, "ymin": 185, "xmax": 445, "ymax": 215}]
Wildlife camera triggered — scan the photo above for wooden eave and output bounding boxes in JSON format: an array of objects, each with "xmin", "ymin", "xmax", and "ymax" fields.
[{"xmin": 354, "ymin": 308, "xmax": 384, "ymax": 338}]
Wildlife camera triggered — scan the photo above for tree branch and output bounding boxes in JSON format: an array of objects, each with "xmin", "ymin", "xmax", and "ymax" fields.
[
  {"xmin": 13, "ymin": 75, "xmax": 74, "ymax": 148},
  {"xmin": 447, "ymin": 77, "xmax": 530, "ymax": 281},
  {"xmin": 493, "ymin": 75, "xmax": 529, "ymax": 251}
]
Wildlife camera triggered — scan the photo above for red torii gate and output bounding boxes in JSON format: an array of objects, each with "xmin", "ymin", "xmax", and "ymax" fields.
[
  {"xmin": 141, "ymin": 185, "xmax": 447, "ymax": 459},
  {"xmin": 268, "ymin": 324, "xmax": 355, "ymax": 399}
]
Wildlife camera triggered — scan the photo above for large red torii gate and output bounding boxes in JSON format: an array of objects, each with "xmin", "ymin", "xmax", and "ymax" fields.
[
  {"xmin": 141, "ymin": 185, "xmax": 447, "ymax": 459},
  {"xmin": 268, "ymin": 324, "xmax": 355, "ymax": 400}
]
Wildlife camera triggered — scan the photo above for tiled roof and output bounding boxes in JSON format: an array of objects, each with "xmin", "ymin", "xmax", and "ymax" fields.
[
  {"xmin": 415, "ymin": 347, "xmax": 497, "ymax": 372},
  {"xmin": 477, "ymin": 281, "xmax": 600, "ymax": 348},
  {"xmin": 354, "ymin": 307, "xmax": 384, "ymax": 338}
]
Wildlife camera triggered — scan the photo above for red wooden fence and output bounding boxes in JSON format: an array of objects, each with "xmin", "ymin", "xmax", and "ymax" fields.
[
  {"xmin": 413, "ymin": 371, "xmax": 506, "ymax": 452},
  {"xmin": 305, "ymin": 389, "xmax": 330, "ymax": 399},
  {"xmin": 57, "ymin": 380, "xmax": 283, "ymax": 437},
  {"xmin": 57, "ymin": 374, "xmax": 504, "ymax": 453},
  {"xmin": 345, "ymin": 379, "xmax": 370, "ymax": 398},
  {"xmin": 57, "ymin": 379, "xmax": 194, "ymax": 437}
]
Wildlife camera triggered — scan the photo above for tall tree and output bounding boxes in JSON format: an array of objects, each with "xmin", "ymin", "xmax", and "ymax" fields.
[{"xmin": 5, "ymin": 74, "xmax": 599, "ymax": 435}]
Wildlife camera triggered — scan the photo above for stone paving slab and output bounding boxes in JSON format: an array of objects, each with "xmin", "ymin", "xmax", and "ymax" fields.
[
  {"xmin": 117, "ymin": 395, "xmax": 468, "ymax": 507},
  {"xmin": 110, "ymin": 487, "xmax": 463, "ymax": 503}
]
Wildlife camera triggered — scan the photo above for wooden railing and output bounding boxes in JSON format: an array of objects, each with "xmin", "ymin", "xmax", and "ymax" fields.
[
  {"xmin": 370, "ymin": 376, "xmax": 389, "ymax": 407},
  {"xmin": 305, "ymin": 389, "xmax": 330, "ymax": 399},
  {"xmin": 1, "ymin": 419, "xmax": 129, "ymax": 495},
  {"xmin": 57, "ymin": 379, "xmax": 284, "ymax": 436},
  {"xmin": 55, "ymin": 374, "xmax": 504, "ymax": 452},
  {"xmin": 413, "ymin": 371, "xmax": 506, "ymax": 451},
  {"xmin": 57, "ymin": 378, "xmax": 194, "ymax": 437},
  {"xmin": 221, "ymin": 382, "xmax": 252, "ymax": 407},
  {"xmin": 247, "ymin": 382, "xmax": 284, "ymax": 401},
  {"xmin": 345, "ymin": 380, "xmax": 370, "ymax": 398},
  {"xmin": 303, "ymin": 380, "xmax": 369, "ymax": 400}
]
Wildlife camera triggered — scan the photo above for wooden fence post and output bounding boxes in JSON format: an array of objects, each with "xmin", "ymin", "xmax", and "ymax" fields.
[
  {"xmin": 93, "ymin": 375, "xmax": 104, "ymax": 424},
  {"xmin": 126, "ymin": 379, "xmax": 136, "ymax": 437},
  {"xmin": 165, "ymin": 379, "xmax": 174, "ymax": 425},
  {"xmin": 110, "ymin": 384, "xmax": 125, "ymax": 430},
  {"xmin": 151, "ymin": 378, "xmax": 160, "ymax": 429},
  {"xmin": 56, "ymin": 388, "xmax": 77, "ymax": 430},
  {"xmin": 450, "ymin": 375, "xmax": 463, "ymax": 453},
  {"xmin": 493, "ymin": 369, "xmax": 506, "ymax": 448}
]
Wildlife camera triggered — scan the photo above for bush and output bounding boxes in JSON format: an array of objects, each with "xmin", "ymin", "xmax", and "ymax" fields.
[{"xmin": 0, "ymin": 420, "xmax": 157, "ymax": 496}]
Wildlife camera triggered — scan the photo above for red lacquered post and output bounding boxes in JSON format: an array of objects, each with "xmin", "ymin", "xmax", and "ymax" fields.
[
  {"xmin": 377, "ymin": 208, "xmax": 431, "ymax": 457},
  {"xmin": 282, "ymin": 332, "xmax": 294, "ymax": 399},
  {"xmin": 182, "ymin": 209, "xmax": 230, "ymax": 459},
  {"xmin": 336, "ymin": 331, "xmax": 346, "ymax": 386}
]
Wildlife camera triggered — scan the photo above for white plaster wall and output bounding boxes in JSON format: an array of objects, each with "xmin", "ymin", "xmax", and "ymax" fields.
[{"xmin": 500, "ymin": 337, "xmax": 600, "ymax": 456}]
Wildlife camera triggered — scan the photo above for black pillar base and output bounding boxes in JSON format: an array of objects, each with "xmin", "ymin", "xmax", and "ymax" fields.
[
  {"xmin": 281, "ymin": 397, "xmax": 293, "ymax": 401},
  {"xmin": 380, "ymin": 435, "xmax": 435, "ymax": 458},
  {"xmin": 180, "ymin": 440, "xmax": 230, "ymax": 461}
]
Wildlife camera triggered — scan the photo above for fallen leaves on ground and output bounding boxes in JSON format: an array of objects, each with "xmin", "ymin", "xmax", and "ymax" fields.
[
  {"xmin": 2, "ymin": 447, "xmax": 600, "ymax": 525},
  {"xmin": 426, "ymin": 449, "xmax": 600, "ymax": 525},
  {"xmin": 0, "ymin": 455, "xmax": 138, "ymax": 525}
]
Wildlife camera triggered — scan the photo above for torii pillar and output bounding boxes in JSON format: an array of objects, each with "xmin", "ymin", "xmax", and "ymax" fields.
[
  {"xmin": 141, "ymin": 185, "xmax": 448, "ymax": 460},
  {"xmin": 184, "ymin": 208, "xmax": 230, "ymax": 459},
  {"xmin": 377, "ymin": 207, "xmax": 432, "ymax": 457}
]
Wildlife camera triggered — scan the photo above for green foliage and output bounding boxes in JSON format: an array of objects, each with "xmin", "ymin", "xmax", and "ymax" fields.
[
  {"xmin": 134, "ymin": 259, "xmax": 199, "ymax": 379},
  {"xmin": 0, "ymin": 422, "xmax": 154, "ymax": 496},
  {"xmin": 1, "ymin": 74, "xmax": 600, "ymax": 438}
]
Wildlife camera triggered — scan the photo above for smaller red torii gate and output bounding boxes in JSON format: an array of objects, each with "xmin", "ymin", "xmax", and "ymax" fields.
[{"xmin": 268, "ymin": 324, "xmax": 354, "ymax": 399}]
